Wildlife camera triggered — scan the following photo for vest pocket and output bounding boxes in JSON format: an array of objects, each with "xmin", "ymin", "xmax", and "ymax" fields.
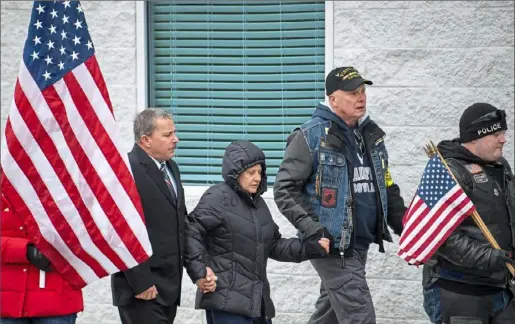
[
  {"xmin": 319, "ymin": 149, "xmax": 346, "ymax": 186},
  {"xmin": 317, "ymin": 148, "xmax": 348, "ymax": 240}
]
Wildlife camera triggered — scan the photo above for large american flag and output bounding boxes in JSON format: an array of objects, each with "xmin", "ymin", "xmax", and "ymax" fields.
[
  {"xmin": 397, "ymin": 154, "xmax": 476, "ymax": 265},
  {"xmin": 0, "ymin": 1, "xmax": 152, "ymax": 288}
]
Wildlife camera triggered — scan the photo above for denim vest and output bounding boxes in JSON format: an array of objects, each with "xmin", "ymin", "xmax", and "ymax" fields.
[{"xmin": 299, "ymin": 116, "xmax": 391, "ymax": 251}]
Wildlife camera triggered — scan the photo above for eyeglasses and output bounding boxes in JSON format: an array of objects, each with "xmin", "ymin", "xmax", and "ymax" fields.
[{"xmin": 468, "ymin": 109, "xmax": 506, "ymax": 128}]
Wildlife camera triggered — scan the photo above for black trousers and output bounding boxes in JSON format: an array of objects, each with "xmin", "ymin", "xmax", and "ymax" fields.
[{"xmin": 118, "ymin": 299, "xmax": 177, "ymax": 324}]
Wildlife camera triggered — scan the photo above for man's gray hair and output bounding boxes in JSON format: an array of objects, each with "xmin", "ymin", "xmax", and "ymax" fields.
[{"xmin": 133, "ymin": 108, "xmax": 173, "ymax": 142}]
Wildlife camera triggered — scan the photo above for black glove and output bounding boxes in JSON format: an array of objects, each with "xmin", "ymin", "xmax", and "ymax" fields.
[
  {"xmin": 320, "ymin": 227, "xmax": 335, "ymax": 249},
  {"xmin": 489, "ymin": 249, "xmax": 514, "ymax": 270},
  {"xmin": 303, "ymin": 228, "xmax": 334, "ymax": 259},
  {"xmin": 303, "ymin": 237, "xmax": 328, "ymax": 259},
  {"xmin": 26, "ymin": 244, "xmax": 52, "ymax": 272}
]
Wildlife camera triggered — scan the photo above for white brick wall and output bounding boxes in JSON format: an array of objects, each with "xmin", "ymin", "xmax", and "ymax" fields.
[{"xmin": 1, "ymin": 1, "xmax": 513, "ymax": 323}]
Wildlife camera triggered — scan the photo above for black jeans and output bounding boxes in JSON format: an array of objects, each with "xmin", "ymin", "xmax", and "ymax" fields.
[{"xmin": 117, "ymin": 299, "xmax": 177, "ymax": 324}]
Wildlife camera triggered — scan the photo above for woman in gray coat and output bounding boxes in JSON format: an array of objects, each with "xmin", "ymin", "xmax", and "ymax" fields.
[{"xmin": 185, "ymin": 140, "xmax": 330, "ymax": 324}]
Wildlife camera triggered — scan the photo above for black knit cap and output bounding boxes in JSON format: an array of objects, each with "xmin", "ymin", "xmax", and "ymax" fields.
[
  {"xmin": 325, "ymin": 66, "xmax": 372, "ymax": 95},
  {"xmin": 459, "ymin": 103, "xmax": 507, "ymax": 143}
]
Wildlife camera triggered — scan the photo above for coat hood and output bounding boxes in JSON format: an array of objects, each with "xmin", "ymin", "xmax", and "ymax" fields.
[
  {"xmin": 222, "ymin": 140, "xmax": 267, "ymax": 197},
  {"xmin": 437, "ymin": 139, "xmax": 493, "ymax": 166},
  {"xmin": 313, "ymin": 102, "xmax": 371, "ymax": 131}
]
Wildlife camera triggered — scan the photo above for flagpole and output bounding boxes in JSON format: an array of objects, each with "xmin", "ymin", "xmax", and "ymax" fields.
[{"xmin": 426, "ymin": 141, "xmax": 515, "ymax": 277}]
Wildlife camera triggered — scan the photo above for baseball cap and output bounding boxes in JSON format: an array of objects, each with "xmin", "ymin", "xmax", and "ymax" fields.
[{"xmin": 325, "ymin": 67, "xmax": 373, "ymax": 96}]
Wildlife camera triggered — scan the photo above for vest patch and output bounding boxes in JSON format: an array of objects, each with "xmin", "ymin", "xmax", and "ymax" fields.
[
  {"xmin": 464, "ymin": 164, "xmax": 482, "ymax": 174},
  {"xmin": 374, "ymin": 135, "xmax": 386, "ymax": 147},
  {"xmin": 464, "ymin": 164, "xmax": 488, "ymax": 183},
  {"xmin": 385, "ymin": 167, "xmax": 394, "ymax": 187},
  {"xmin": 321, "ymin": 187, "xmax": 337, "ymax": 208},
  {"xmin": 473, "ymin": 173, "xmax": 488, "ymax": 183}
]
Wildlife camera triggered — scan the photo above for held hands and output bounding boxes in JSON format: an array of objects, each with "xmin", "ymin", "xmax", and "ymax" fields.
[
  {"xmin": 304, "ymin": 228, "xmax": 333, "ymax": 259},
  {"xmin": 135, "ymin": 285, "xmax": 158, "ymax": 300},
  {"xmin": 196, "ymin": 266, "xmax": 217, "ymax": 294},
  {"xmin": 318, "ymin": 237, "xmax": 330, "ymax": 254}
]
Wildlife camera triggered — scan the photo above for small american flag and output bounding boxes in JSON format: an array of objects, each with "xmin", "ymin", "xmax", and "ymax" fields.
[
  {"xmin": 0, "ymin": 1, "xmax": 152, "ymax": 288},
  {"xmin": 397, "ymin": 154, "xmax": 476, "ymax": 265}
]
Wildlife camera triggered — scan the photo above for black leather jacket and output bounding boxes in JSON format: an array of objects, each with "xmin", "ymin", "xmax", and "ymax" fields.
[{"xmin": 423, "ymin": 139, "xmax": 515, "ymax": 289}]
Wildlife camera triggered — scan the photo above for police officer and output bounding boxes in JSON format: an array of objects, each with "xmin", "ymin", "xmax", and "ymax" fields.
[{"xmin": 422, "ymin": 103, "xmax": 515, "ymax": 324}]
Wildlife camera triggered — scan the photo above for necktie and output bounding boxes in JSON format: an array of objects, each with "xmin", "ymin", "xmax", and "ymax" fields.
[{"xmin": 160, "ymin": 163, "xmax": 177, "ymax": 202}]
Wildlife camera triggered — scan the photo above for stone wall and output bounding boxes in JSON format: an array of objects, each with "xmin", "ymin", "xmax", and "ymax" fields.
[{"xmin": 1, "ymin": 1, "xmax": 513, "ymax": 323}]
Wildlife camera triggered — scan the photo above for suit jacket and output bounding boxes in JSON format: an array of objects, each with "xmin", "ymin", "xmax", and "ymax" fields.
[{"xmin": 111, "ymin": 144, "xmax": 187, "ymax": 307}]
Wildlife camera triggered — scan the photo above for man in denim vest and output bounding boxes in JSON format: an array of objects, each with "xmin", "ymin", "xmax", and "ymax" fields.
[{"xmin": 273, "ymin": 66, "xmax": 407, "ymax": 324}]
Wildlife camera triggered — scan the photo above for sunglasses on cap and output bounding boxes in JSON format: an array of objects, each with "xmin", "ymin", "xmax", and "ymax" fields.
[{"xmin": 468, "ymin": 109, "xmax": 506, "ymax": 128}]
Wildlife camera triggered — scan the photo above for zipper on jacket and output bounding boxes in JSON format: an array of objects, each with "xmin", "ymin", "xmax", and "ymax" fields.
[
  {"xmin": 365, "ymin": 131, "xmax": 387, "ymax": 252},
  {"xmin": 342, "ymin": 167, "xmax": 357, "ymax": 267},
  {"xmin": 372, "ymin": 151, "xmax": 387, "ymax": 251},
  {"xmin": 249, "ymin": 206, "xmax": 265, "ymax": 284},
  {"xmin": 249, "ymin": 205, "xmax": 266, "ymax": 315}
]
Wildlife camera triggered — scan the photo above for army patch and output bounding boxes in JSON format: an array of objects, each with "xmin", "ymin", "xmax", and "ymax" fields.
[
  {"xmin": 465, "ymin": 164, "xmax": 483, "ymax": 174},
  {"xmin": 473, "ymin": 173, "xmax": 488, "ymax": 183},
  {"xmin": 321, "ymin": 187, "xmax": 337, "ymax": 208}
]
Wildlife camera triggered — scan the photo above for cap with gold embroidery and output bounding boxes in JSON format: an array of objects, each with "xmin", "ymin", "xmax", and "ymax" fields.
[{"xmin": 325, "ymin": 66, "xmax": 373, "ymax": 95}]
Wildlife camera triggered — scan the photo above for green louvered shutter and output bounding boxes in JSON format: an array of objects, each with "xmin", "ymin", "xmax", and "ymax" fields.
[{"xmin": 148, "ymin": 1, "xmax": 325, "ymax": 185}]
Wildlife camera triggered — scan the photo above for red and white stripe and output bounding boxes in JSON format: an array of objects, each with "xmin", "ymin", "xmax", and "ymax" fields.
[
  {"xmin": 397, "ymin": 185, "xmax": 475, "ymax": 265},
  {"xmin": 1, "ymin": 56, "xmax": 152, "ymax": 288}
]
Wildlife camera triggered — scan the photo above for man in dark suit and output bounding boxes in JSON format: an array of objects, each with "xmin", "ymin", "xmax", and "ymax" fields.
[{"xmin": 111, "ymin": 108, "xmax": 187, "ymax": 324}]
